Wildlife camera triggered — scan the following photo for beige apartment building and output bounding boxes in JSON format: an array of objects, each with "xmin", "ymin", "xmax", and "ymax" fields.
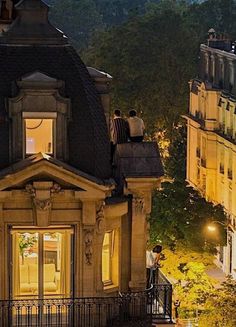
[
  {"xmin": 0, "ymin": 1, "xmax": 172, "ymax": 326},
  {"xmin": 185, "ymin": 30, "xmax": 236, "ymax": 278}
]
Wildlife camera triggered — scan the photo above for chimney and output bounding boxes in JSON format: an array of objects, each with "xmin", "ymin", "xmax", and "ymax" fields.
[{"xmin": 207, "ymin": 29, "xmax": 232, "ymax": 52}]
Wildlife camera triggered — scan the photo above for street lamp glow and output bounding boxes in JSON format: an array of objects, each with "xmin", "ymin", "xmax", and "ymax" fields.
[
  {"xmin": 207, "ymin": 225, "xmax": 217, "ymax": 232},
  {"xmin": 207, "ymin": 220, "xmax": 227, "ymax": 233}
]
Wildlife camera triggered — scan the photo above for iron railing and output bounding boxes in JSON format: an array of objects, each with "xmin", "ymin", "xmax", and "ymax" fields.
[
  {"xmin": 154, "ymin": 269, "xmax": 173, "ymax": 321},
  {"xmin": 0, "ymin": 285, "xmax": 172, "ymax": 327},
  {"xmin": 156, "ymin": 268, "xmax": 171, "ymax": 285}
]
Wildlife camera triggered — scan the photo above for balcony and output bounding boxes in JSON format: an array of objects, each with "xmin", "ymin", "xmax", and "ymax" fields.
[
  {"xmin": 219, "ymin": 164, "xmax": 224, "ymax": 174},
  {"xmin": 0, "ymin": 284, "xmax": 173, "ymax": 326},
  {"xmin": 195, "ymin": 111, "xmax": 203, "ymax": 121},
  {"xmin": 219, "ymin": 123, "xmax": 225, "ymax": 133},
  {"xmin": 228, "ymin": 169, "xmax": 233, "ymax": 180},
  {"xmin": 226, "ymin": 128, "xmax": 233, "ymax": 139},
  {"xmin": 201, "ymin": 158, "xmax": 206, "ymax": 168},
  {"xmin": 196, "ymin": 148, "xmax": 200, "ymax": 158}
]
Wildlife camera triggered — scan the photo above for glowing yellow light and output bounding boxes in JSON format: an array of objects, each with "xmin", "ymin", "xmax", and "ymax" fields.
[{"xmin": 207, "ymin": 225, "xmax": 217, "ymax": 232}]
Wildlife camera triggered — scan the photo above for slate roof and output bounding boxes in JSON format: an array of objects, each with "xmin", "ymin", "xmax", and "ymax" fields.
[
  {"xmin": 0, "ymin": 153, "xmax": 114, "ymax": 187},
  {"xmin": 0, "ymin": 0, "xmax": 111, "ymax": 180},
  {"xmin": 115, "ymin": 142, "xmax": 164, "ymax": 178},
  {"xmin": 1, "ymin": 0, "xmax": 68, "ymax": 45}
]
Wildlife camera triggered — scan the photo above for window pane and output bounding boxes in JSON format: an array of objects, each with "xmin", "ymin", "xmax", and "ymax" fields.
[
  {"xmin": 13, "ymin": 232, "xmax": 39, "ymax": 298},
  {"xmin": 102, "ymin": 232, "xmax": 111, "ymax": 283},
  {"xmin": 25, "ymin": 119, "xmax": 53, "ymax": 154},
  {"xmin": 43, "ymin": 232, "xmax": 71, "ymax": 297}
]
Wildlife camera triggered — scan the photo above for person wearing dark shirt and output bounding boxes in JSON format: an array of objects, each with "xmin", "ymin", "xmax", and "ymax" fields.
[
  {"xmin": 110, "ymin": 109, "xmax": 129, "ymax": 164},
  {"xmin": 110, "ymin": 109, "xmax": 129, "ymax": 144}
]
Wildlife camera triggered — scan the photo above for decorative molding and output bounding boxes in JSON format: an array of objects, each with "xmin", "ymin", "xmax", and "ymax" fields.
[
  {"xmin": 25, "ymin": 182, "xmax": 63, "ymax": 221},
  {"xmin": 84, "ymin": 230, "xmax": 93, "ymax": 265},
  {"xmin": 33, "ymin": 198, "xmax": 52, "ymax": 211},
  {"xmin": 96, "ymin": 201, "xmax": 105, "ymax": 234},
  {"xmin": 25, "ymin": 183, "xmax": 62, "ymax": 198},
  {"xmin": 25, "ymin": 184, "xmax": 36, "ymax": 197},
  {"xmin": 133, "ymin": 196, "xmax": 145, "ymax": 215},
  {"xmin": 9, "ymin": 84, "xmax": 71, "ymax": 162},
  {"xmin": 50, "ymin": 183, "xmax": 62, "ymax": 195}
]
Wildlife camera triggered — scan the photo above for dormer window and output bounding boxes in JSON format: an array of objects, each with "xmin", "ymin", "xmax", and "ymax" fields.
[
  {"xmin": 25, "ymin": 119, "xmax": 53, "ymax": 154},
  {"xmin": 23, "ymin": 112, "xmax": 56, "ymax": 156},
  {"xmin": 9, "ymin": 72, "xmax": 70, "ymax": 163}
]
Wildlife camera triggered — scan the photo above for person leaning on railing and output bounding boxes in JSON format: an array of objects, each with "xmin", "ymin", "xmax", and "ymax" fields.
[{"xmin": 146, "ymin": 244, "xmax": 163, "ymax": 289}]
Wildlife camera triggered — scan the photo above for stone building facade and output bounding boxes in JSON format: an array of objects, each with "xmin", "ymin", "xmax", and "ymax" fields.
[
  {"xmin": 185, "ymin": 31, "xmax": 236, "ymax": 278},
  {"xmin": 0, "ymin": 0, "xmax": 163, "ymax": 304}
]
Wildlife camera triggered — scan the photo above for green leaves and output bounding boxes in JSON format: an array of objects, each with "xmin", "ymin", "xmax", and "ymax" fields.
[
  {"xmin": 199, "ymin": 277, "xmax": 236, "ymax": 327},
  {"xmin": 49, "ymin": 0, "xmax": 104, "ymax": 50},
  {"xmin": 149, "ymin": 180, "xmax": 226, "ymax": 252},
  {"xmin": 84, "ymin": 4, "xmax": 198, "ymax": 134},
  {"xmin": 83, "ymin": 0, "xmax": 236, "ymax": 136},
  {"xmin": 18, "ymin": 234, "xmax": 37, "ymax": 255},
  {"xmin": 160, "ymin": 248, "xmax": 215, "ymax": 315}
]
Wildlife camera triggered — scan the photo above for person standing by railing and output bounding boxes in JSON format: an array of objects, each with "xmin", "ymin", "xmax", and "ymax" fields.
[{"xmin": 146, "ymin": 244, "xmax": 162, "ymax": 288}]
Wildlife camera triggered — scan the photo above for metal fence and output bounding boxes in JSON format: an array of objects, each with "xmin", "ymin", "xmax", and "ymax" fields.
[
  {"xmin": 0, "ymin": 285, "xmax": 172, "ymax": 327},
  {"xmin": 156, "ymin": 268, "xmax": 172, "ymax": 285}
]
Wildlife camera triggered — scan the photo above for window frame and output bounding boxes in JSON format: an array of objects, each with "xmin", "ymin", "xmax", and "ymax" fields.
[
  {"xmin": 9, "ymin": 226, "xmax": 74, "ymax": 300},
  {"xmin": 22, "ymin": 112, "xmax": 57, "ymax": 158},
  {"xmin": 102, "ymin": 230, "xmax": 114, "ymax": 286}
]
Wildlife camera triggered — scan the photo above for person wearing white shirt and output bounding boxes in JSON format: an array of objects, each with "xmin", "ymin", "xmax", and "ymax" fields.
[
  {"xmin": 146, "ymin": 245, "xmax": 162, "ymax": 288},
  {"xmin": 127, "ymin": 109, "xmax": 145, "ymax": 142}
]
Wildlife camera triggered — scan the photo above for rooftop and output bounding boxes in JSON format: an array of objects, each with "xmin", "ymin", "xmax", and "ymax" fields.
[
  {"xmin": 0, "ymin": 0, "xmax": 68, "ymax": 45},
  {"xmin": 203, "ymin": 29, "xmax": 236, "ymax": 57}
]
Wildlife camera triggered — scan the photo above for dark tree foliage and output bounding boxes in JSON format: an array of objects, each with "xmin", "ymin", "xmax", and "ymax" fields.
[
  {"xmin": 84, "ymin": 4, "xmax": 199, "ymax": 135},
  {"xmin": 93, "ymin": 0, "xmax": 154, "ymax": 26},
  {"xmin": 83, "ymin": 0, "xmax": 236, "ymax": 134},
  {"xmin": 46, "ymin": 0, "xmax": 161, "ymax": 50},
  {"xmin": 47, "ymin": 0, "xmax": 104, "ymax": 49},
  {"xmin": 151, "ymin": 120, "xmax": 226, "ymax": 252},
  {"xmin": 165, "ymin": 123, "xmax": 187, "ymax": 181},
  {"xmin": 149, "ymin": 181, "xmax": 226, "ymax": 252},
  {"xmin": 185, "ymin": 0, "xmax": 236, "ymax": 41}
]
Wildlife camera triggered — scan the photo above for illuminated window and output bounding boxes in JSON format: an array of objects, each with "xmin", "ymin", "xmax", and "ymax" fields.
[
  {"xmin": 25, "ymin": 119, "xmax": 53, "ymax": 155},
  {"xmin": 228, "ymin": 152, "xmax": 233, "ymax": 180},
  {"xmin": 102, "ymin": 230, "xmax": 119, "ymax": 288},
  {"xmin": 23, "ymin": 112, "xmax": 57, "ymax": 156},
  {"xmin": 102, "ymin": 232, "xmax": 113, "ymax": 285},
  {"xmin": 11, "ymin": 229, "xmax": 72, "ymax": 299}
]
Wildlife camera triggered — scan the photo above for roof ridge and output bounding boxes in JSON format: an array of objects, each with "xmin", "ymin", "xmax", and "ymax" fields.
[{"xmin": 0, "ymin": 0, "xmax": 68, "ymax": 45}]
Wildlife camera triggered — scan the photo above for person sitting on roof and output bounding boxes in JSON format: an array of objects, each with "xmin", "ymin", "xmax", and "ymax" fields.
[
  {"xmin": 110, "ymin": 109, "xmax": 129, "ymax": 145},
  {"xmin": 110, "ymin": 109, "xmax": 129, "ymax": 164},
  {"xmin": 127, "ymin": 109, "xmax": 145, "ymax": 142}
]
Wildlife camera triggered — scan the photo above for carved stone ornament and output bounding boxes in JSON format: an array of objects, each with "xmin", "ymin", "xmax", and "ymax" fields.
[
  {"xmin": 33, "ymin": 198, "xmax": 52, "ymax": 211},
  {"xmin": 25, "ymin": 183, "xmax": 62, "ymax": 199},
  {"xmin": 84, "ymin": 230, "xmax": 93, "ymax": 265},
  {"xmin": 96, "ymin": 201, "xmax": 105, "ymax": 234},
  {"xmin": 133, "ymin": 196, "xmax": 145, "ymax": 215},
  {"xmin": 50, "ymin": 183, "xmax": 62, "ymax": 194},
  {"xmin": 25, "ymin": 184, "xmax": 36, "ymax": 197},
  {"xmin": 25, "ymin": 182, "xmax": 63, "ymax": 212}
]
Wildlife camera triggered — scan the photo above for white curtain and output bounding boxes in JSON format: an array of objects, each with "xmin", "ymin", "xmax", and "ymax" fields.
[
  {"xmin": 60, "ymin": 231, "xmax": 71, "ymax": 297},
  {"xmin": 12, "ymin": 233, "xmax": 20, "ymax": 298}
]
